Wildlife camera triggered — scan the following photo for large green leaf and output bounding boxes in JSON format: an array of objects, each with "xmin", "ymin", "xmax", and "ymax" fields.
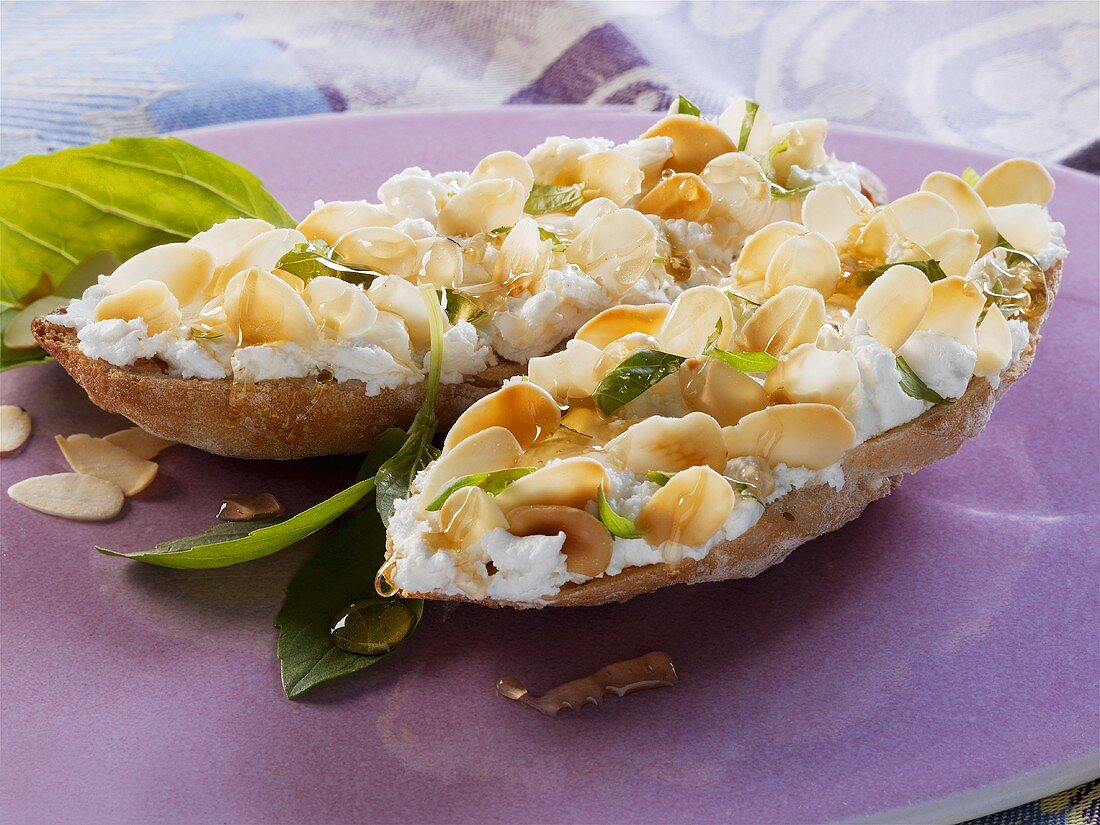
[
  {"xmin": 276, "ymin": 507, "xmax": 423, "ymax": 699},
  {"xmin": 0, "ymin": 137, "xmax": 294, "ymax": 304},
  {"xmin": 96, "ymin": 478, "xmax": 377, "ymax": 569}
]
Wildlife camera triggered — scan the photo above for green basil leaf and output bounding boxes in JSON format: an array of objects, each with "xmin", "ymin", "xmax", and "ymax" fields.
[
  {"xmin": 993, "ymin": 236, "xmax": 1043, "ymax": 270},
  {"xmin": 96, "ymin": 477, "xmax": 378, "ymax": 569},
  {"xmin": 425, "ymin": 467, "xmax": 537, "ymax": 512},
  {"xmin": 524, "ymin": 183, "xmax": 585, "ymax": 216},
  {"xmin": 676, "ymin": 94, "xmax": 702, "ymax": 117},
  {"xmin": 896, "ymin": 355, "xmax": 954, "ymax": 406},
  {"xmin": 856, "ymin": 259, "xmax": 947, "ymax": 286},
  {"xmin": 275, "ymin": 240, "xmax": 379, "ymax": 284},
  {"xmin": 646, "ymin": 470, "xmax": 675, "ymax": 487},
  {"xmin": 706, "ymin": 348, "xmax": 778, "ymax": 373},
  {"xmin": 275, "ymin": 506, "xmax": 423, "ymax": 699},
  {"xmin": 597, "ymin": 485, "xmax": 643, "ymax": 539},
  {"xmin": 961, "ymin": 166, "xmax": 981, "ymax": 187},
  {"xmin": 738, "ymin": 100, "xmax": 761, "ymax": 152},
  {"xmin": 375, "ymin": 286, "xmax": 445, "ymax": 526},
  {"xmin": 592, "ymin": 350, "xmax": 686, "ymax": 416},
  {"xmin": 440, "ymin": 288, "xmax": 489, "ymax": 326},
  {"xmin": 0, "ymin": 137, "xmax": 294, "ymax": 305},
  {"xmin": 767, "ymin": 180, "xmax": 816, "ymax": 200}
]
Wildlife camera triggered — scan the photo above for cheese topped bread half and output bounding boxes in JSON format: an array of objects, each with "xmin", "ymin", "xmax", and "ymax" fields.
[
  {"xmin": 380, "ymin": 158, "xmax": 1066, "ymax": 608},
  {"xmin": 33, "ymin": 100, "xmax": 883, "ymax": 459}
]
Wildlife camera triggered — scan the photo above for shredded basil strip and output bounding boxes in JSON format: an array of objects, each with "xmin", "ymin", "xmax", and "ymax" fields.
[
  {"xmin": 597, "ymin": 486, "xmax": 644, "ymax": 539},
  {"xmin": 646, "ymin": 470, "xmax": 675, "ymax": 487},
  {"xmin": 592, "ymin": 350, "xmax": 686, "ymax": 416},
  {"xmin": 857, "ymin": 259, "xmax": 947, "ymax": 286},
  {"xmin": 706, "ymin": 347, "xmax": 777, "ymax": 373},
  {"xmin": 896, "ymin": 355, "xmax": 953, "ymax": 405},
  {"xmin": 275, "ymin": 240, "xmax": 380, "ymax": 285},
  {"xmin": 524, "ymin": 183, "xmax": 585, "ymax": 216},
  {"xmin": 424, "ymin": 467, "xmax": 537, "ymax": 512},
  {"xmin": 676, "ymin": 94, "xmax": 702, "ymax": 117},
  {"xmin": 738, "ymin": 100, "xmax": 761, "ymax": 152}
]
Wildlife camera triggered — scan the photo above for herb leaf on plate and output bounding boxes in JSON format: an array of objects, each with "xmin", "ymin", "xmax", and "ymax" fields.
[
  {"xmin": 0, "ymin": 137, "xmax": 294, "ymax": 304},
  {"xmin": 96, "ymin": 477, "xmax": 379, "ymax": 569},
  {"xmin": 275, "ymin": 506, "xmax": 423, "ymax": 699}
]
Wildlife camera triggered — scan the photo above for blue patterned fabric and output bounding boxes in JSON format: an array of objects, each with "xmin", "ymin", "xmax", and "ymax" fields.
[
  {"xmin": 2, "ymin": 1, "xmax": 1097, "ymax": 169},
  {"xmin": 0, "ymin": 2, "xmax": 1096, "ymax": 821}
]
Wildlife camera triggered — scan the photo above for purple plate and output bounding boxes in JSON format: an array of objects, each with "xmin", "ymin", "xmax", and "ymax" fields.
[{"xmin": 1, "ymin": 109, "xmax": 1097, "ymax": 825}]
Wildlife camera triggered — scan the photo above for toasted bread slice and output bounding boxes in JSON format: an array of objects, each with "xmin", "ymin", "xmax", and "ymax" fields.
[
  {"xmin": 32, "ymin": 313, "xmax": 522, "ymax": 459},
  {"xmin": 389, "ymin": 262, "xmax": 1060, "ymax": 608}
]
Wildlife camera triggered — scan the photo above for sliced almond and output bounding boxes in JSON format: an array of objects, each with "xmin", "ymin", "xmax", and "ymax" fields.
[
  {"xmin": 0, "ymin": 405, "xmax": 32, "ymax": 455},
  {"xmin": 210, "ymin": 228, "xmax": 307, "ymax": 295},
  {"xmin": 655, "ymin": 285, "xmax": 735, "ymax": 357},
  {"xmin": 733, "ymin": 221, "xmax": 805, "ymax": 286},
  {"xmin": 575, "ymin": 304, "xmax": 670, "ymax": 350},
  {"xmin": 577, "ymin": 150, "xmax": 644, "ymax": 206},
  {"xmin": 494, "ymin": 457, "xmax": 608, "ymax": 513},
  {"xmin": 437, "ymin": 178, "xmax": 527, "ymax": 237},
  {"xmin": 762, "ymin": 232, "xmax": 841, "ymax": 299},
  {"xmin": 94, "ymin": 280, "xmax": 182, "ymax": 335},
  {"xmin": 768, "ymin": 119, "xmax": 828, "ymax": 182},
  {"xmin": 420, "ymin": 426, "xmax": 523, "ymax": 512},
  {"xmin": 297, "ymin": 201, "xmax": 397, "ymax": 245},
  {"xmin": 566, "ymin": 209, "xmax": 657, "ymax": 293},
  {"xmin": 105, "ymin": 243, "xmax": 215, "ymax": 307},
  {"xmin": 847, "ymin": 264, "xmax": 933, "ymax": 351},
  {"xmin": 716, "ymin": 99, "xmax": 774, "ymax": 155},
  {"xmin": 923, "ymin": 228, "xmax": 981, "ymax": 277},
  {"xmin": 636, "ymin": 172, "xmax": 713, "ymax": 221},
  {"xmin": 641, "ymin": 114, "xmax": 737, "ymax": 175},
  {"xmin": 528, "ymin": 339, "xmax": 603, "ymax": 403},
  {"xmin": 333, "ymin": 226, "xmax": 418, "ymax": 280},
  {"xmin": 738, "ymin": 285, "xmax": 827, "ymax": 357},
  {"xmin": 635, "ymin": 465, "xmax": 734, "ymax": 549},
  {"xmin": 188, "ymin": 218, "xmax": 276, "ymax": 264},
  {"xmin": 102, "ymin": 427, "xmax": 176, "ymax": 460},
  {"xmin": 444, "ymin": 382, "xmax": 561, "ymax": 452},
  {"xmin": 603, "ymin": 411, "xmax": 726, "ymax": 474},
  {"xmin": 860, "ymin": 192, "xmax": 959, "ymax": 260},
  {"xmin": 55, "ymin": 434, "xmax": 158, "ymax": 496},
  {"xmin": 987, "ymin": 204, "xmax": 1051, "ymax": 254},
  {"xmin": 974, "ymin": 305, "xmax": 1013, "ymax": 378},
  {"xmin": 303, "ymin": 276, "xmax": 378, "ymax": 339},
  {"xmin": 917, "ymin": 276, "xmax": 985, "ymax": 349},
  {"xmin": 921, "ymin": 172, "xmax": 999, "ymax": 253},
  {"xmin": 468, "ymin": 151, "xmax": 535, "ymax": 192},
  {"xmin": 678, "ymin": 356, "xmax": 769, "ymax": 427},
  {"xmin": 764, "ymin": 343, "xmax": 860, "ymax": 407},
  {"xmin": 223, "ymin": 267, "xmax": 319, "ymax": 347},
  {"xmin": 8, "ymin": 472, "xmax": 124, "ymax": 521},
  {"xmin": 3, "ymin": 295, "xmax": 65, "ymax": 350},
  {"xmin": 975, "ymin": 158, "xmax": 1055, "ymax": 207},
  {"xmin": 722, "ymin": 403, "xmax": 856, "ymax": 470},
  {"xmin": 801, "ymin": 181, "xmax": 871, "ymax": 244},
  {"xmin": 426, "ymin": 486, "xmax": 509, "ymax": 552},
  {"xmin": 507, "ymin": 505, "xmax": 613, "ymax": 578}
]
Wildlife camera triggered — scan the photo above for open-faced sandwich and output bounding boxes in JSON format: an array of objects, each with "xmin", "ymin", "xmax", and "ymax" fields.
[
  {"xmin": 32, "ymin": 100, "xmax": 880, "ymax": 458},
  {"xmin": 380, "ymin": 160, "xmax": 1065, "ymax": 607}
]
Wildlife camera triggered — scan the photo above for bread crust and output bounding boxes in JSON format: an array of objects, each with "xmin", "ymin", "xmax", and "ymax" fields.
[
  {"xmin": 391, "ymin": 262, "xmax": 1062, "ymax": 609},
  {"xmin": 31, "ymin": 314, "xmax": 522, "ymax": 459}
]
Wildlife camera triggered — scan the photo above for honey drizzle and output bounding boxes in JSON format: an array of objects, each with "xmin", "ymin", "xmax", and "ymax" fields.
[{"xmin": 496, "ymin": 651, "xmax": 678, "ymax": 717}]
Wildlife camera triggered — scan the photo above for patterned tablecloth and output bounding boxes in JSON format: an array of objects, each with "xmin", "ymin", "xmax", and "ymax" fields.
[{"xmin": 1, "ymin": 2, "xmax": 1097, "ymax": 822}]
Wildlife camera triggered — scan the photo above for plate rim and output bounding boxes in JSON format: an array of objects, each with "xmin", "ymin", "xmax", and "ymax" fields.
[{"xmin": 174, "ymin": 104, "xmax": 1100, "ymax": 186}]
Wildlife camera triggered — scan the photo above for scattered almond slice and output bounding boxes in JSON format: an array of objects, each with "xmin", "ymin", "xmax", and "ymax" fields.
[
  {"xmin": 3, "ymin": 295, "xmax": 65, "ymax": 350},
  {"xmin": 7, "ymin": 472, "xmax": 124, "ymax": 521},
  {"xmin": 55, "ymin": 434, "xmax": 158, "ymax": 496},
  {"xmin": 102, "ymin": 427, "xmax": 177, "ymax": 460},
  {"xmin": 0, "ymin": 405, "xmax": 32, "ymax": 456}
]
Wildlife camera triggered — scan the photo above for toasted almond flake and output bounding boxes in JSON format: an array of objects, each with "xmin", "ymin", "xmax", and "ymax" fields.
[
  {"xmin": 0, "ymin": 406, "xmax": 33, "ymax": 455},
  {"xmin": 223, "ymin": 267, "xmax": 319, "ymax": 347},
  {"xmin": 7, "ymin": 472, "xmax": 124, "ymax": 521},
  {"xmin": 507, "ymin": 505, "xmax": 613, "ymax": 578},
  {"xmin": 102, "ymin": 427, "xmax": 177, "ymax": 460},
  {"xmin": 722, "ymin": 403, "xmax": 856, "ymax": 470},
  {"xmin": 55, "ymin": 434, "xmax": 158, "ymax": 496},
  {"xmin": 494, "ymin": 457, "xmax": 609, "ymax": 513},
  {"xmin": 604, "ymin": 411, "xmax": 727, "ymax": 474},
  {"xmin": 975, "ymin": 158, "xmax": 1055, "ymax": 208},
  {"xmin": 106, "ymin": 243, "xmax": 215, "ymax": 306},
  {"xmin": 94, "ymin": 280, "xmax": 182, "ymax": 335},
  {"xmin": 635, "ymin": 465, "xmax": 734, "ymax": 549},
  {"xmin": 3, "ymin": 296, "xmax": 66, "ymax": 350}
]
